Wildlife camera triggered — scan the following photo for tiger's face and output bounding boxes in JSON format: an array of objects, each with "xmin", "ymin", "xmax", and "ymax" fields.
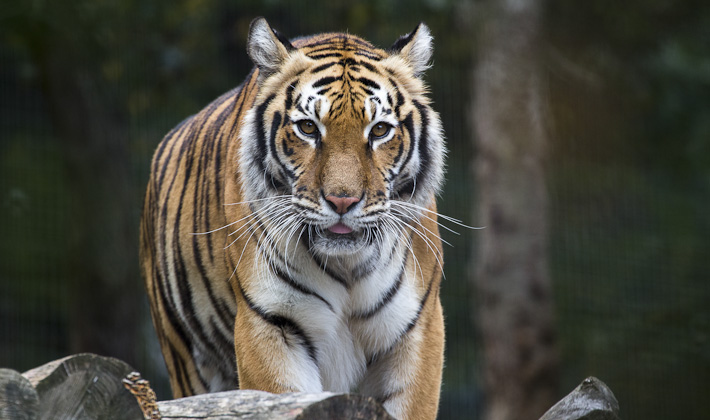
[{"xmin": 239, "ymin": 20, "xmax": 444, "ymax": 257}]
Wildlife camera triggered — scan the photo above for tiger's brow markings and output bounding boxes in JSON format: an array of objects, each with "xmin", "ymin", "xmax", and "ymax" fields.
[
  {"xmin": 312, "ymin": 75, "xmax": 343, "ymax": 88},
  {"xmin": 307, "ymin": 52, "xmax": 344, "ymax": 60},
  {"xmin": 304, "ymin": 64, "xmax": 386, "ymax": 121},
  {"xmin": 310, "ymin": 61, "xmax": 338, "ymax": 73}
]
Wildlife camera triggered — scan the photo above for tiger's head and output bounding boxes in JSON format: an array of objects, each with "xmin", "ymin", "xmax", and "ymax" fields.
[{"xmin": 239, "ymin": 18, "xmax": 445, "ymax": 258}]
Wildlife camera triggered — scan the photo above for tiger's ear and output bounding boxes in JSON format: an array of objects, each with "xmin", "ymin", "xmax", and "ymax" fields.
[
  {"xmin": 247, "ymin": 17, "xmax": 295, "ymax": 79},
  {"xmin": 390, "ymin": 23, "xmax": 434, "ymax": 77}
]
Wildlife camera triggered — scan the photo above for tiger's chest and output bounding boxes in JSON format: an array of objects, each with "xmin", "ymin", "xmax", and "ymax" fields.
[{"xmin": 241, "ymin": 236, "xmax": 419, "ymax": 392}]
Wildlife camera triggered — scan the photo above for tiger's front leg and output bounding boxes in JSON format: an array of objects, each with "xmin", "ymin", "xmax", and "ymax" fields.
[
  {"xmin": 232, "ymin": 285, "xmax": 323, "ymax": 393},
  {"xmin": 362, "ymin": 293, "xmax": 445, "ymax": 420}
]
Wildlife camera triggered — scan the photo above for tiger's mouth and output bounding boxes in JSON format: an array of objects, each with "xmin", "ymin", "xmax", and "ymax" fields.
[
  {"xmin": 327, "ymin": 222, "xmax": 353, "ymax": 235},
  {"xmin": 302, "ymin": 223, "xmax": 373, "ymax": 256}
]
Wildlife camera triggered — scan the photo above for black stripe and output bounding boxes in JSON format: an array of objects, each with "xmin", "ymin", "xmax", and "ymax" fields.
[
  {"xmin": 191, "ymin": 219, "xmax": 235, "ymax": 342},
  {"xmin": 307, "ymin": 44, "xmax": 352, "ymax": 54},
  {"xmin": 306, "ymin": 44, "xmax": 361, "ymax": 55},
  {"xmin": 310, "ymin": 61, "xmax": 338, "ymax": 73},
  {"xmin": 348, "ymin": 37, "xmax": 379, "ymax": 49},
  {"xmin": 237, "ymin": 282, "xmax": 318, "ymax": 365},
  {"xmin": 364, "ymin": 265, "xmax": 439, "ymax": 367},
  {"xmin": 168, "ymin": 346, "xmax": 193, "ymax": 397},
  {"xmin": 356, "ymin": 76, "xmax": 380, "ymax": 90},
  {"xmin": 360, "ymin": 60, "xmax": 378, "ymax": 73},
  {"xmin": 308, "ymin": 52, "xmax": 344, "ymax": 59},
  {"xmin": 302, "ymin": 38, "xmax": 338, "ymax": 48},
  {"xmin": 390, "ymin": 26, "xmax": 417, "ymax": 53},
  {"xmin": 292, "ymin": 200, "xmax": 320, "ymax": 212},
  {"xmin": 306, "ymin": 34, "xmax": 377, "ymax": 50},
  {"xmin": 272, "ymin": 28, "xmax": 295, "ymax": 51},
  {"xmin": 412, "ymin": 100, "xmax": 432, "ymax": 185},
  {"xmin": 234, "ymin": 71, "xmax": 257, "ymax": 118},
  {"xmin": 395, "ymin": 179, "xmax": 416, "ymax": 197},
  {"xmin": 282, "ymin": 135, "xmax": 295, "ymax": 157},
  {"xmin": 211, "ymin": 89, "xmax": 244, "ymax": 246},
  {"xmin": 312, "ymin": 75, "xmax": 342, "ymax": 88},
  {"xmin": 284, "ymin": 83, "xmax": 296, "ymax": 110},
  {"xmin": 268, "ymin": 174, "xmax": 287, "ymax": 192},
  {"xmin": 215, "ymin": 80, "xmax": 252, "ymax": 210},
  {"xmin": 253, "ymin": 94, "xmax": 276, "ymax": 177},
  {"xmin": 354, "ymin": 51, "xmax": 383, "ymax": 60},
  {"xmin": 354, "ymin": 261, "xmax": 405, "ymax": 319},
  {"xmin": 157, "ymin": 116, "xmax": 192, "ymax": 189},
  {"xmin": 340, "ymin": 57, "xmax": 357, "ymax": 67},
  {"xmin": 155, "ymin": 115, "xmax": 190, "ymax": 171},
  {"xmin": 195, "ymin": 116, "xmax": 212, "ymax": 261},
  {"xmin": 392, "ymin": 135, "xmax": 405, "ymax": 166},
  {"xmin": 393, "ymin": 85, "xmax": 405, "ymax": 118},
  {"xmin": 268, "ymin": 111, "xmax": 282, "ymax": 157},
  {"xmin": 208, "ymin": 316, "xmax": 238, "ymax": 376},
  {"xmin": 403, "ymin": 267, "xmax": 437, "ymax": 334},
  {"xmin": 354, "ymin": 237, "xmax": 396, "ymax": 279},
  {"xmin": 269, "ymin": 111, "xmax": 295, "ymax": 183},
  {"xmin": 251, "ymin": 212, "xmax": 289, "ymax": 266},
  {"xmin": 398, "ymin": 112, "xmax": 417, "ymax": 178},
  {"xmin": 307, "ymin": 245, "xmax": 349, "ymax": 289},
  {"xmin": 269, "ymin": 112, "xmax": 296, "ymax": 192},
  {"xmin": 272, "ymin": 265, "xmax": 334, "ymax": 312}
]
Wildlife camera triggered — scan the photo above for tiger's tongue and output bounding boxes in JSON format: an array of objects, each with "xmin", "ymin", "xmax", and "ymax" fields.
[{"xmin": 328, "ymin": 223, "xmax": 353, "ymax": 234}]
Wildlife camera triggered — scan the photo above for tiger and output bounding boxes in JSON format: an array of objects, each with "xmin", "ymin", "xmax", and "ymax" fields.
[{"xmin": 140, "ymin": 17, "xmax": 446, "ymax": 420}]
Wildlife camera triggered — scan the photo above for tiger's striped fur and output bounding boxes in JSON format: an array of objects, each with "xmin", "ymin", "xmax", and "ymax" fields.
[{"xmin": 140, "ymin": 18, "xmax": 446, "ymax": 420}]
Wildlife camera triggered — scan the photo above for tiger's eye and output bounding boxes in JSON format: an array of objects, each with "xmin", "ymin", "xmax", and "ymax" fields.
[
  {"xmin": 298, "ymin": 120, "xmax": 317, "ymax": 137},
  {"xmin": 370, "ymin": 122, "xmax": 391, "ymax": 139}
]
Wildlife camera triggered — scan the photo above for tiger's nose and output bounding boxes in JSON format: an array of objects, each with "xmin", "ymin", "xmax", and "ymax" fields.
[{"xmin": 325, "ymin": 195, "xmax": 360, "ymax": 215}]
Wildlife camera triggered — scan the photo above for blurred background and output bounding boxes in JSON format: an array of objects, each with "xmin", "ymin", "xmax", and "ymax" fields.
[{"xmin": 1, "ymin": 0, "xmax": 708, "ymax": 419}]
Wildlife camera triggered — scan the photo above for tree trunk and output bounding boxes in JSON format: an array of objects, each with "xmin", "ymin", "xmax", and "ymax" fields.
[
  {"xmin": 6, "ymin": 354, "xmax": 393, "ymax": 420},
  {"xmin": 471, "ymin": 0, "xmax": 559, "ymax": 419},
  {"xmin": 156, "ymin": 392, "xmax": 394, "ymax": 420},
  {"xmin": 3, "ymin": 354, "xmax": 619, "ymax": 420},
  {"xmin": 22, "ymin": 353, "xmax": 144, "ymax": 420},
  {"xmin": 538, "ymin": 377, "xmax": 620, "ymax": 420},
  {"xmin": 0, "ymin": 368, "xmax": 39, "ymax": 420}
]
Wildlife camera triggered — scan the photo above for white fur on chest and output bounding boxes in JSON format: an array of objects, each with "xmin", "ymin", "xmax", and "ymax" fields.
[{"xmin": 247, "ymin": 233, "xmax": 416, "ymax": 393}]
